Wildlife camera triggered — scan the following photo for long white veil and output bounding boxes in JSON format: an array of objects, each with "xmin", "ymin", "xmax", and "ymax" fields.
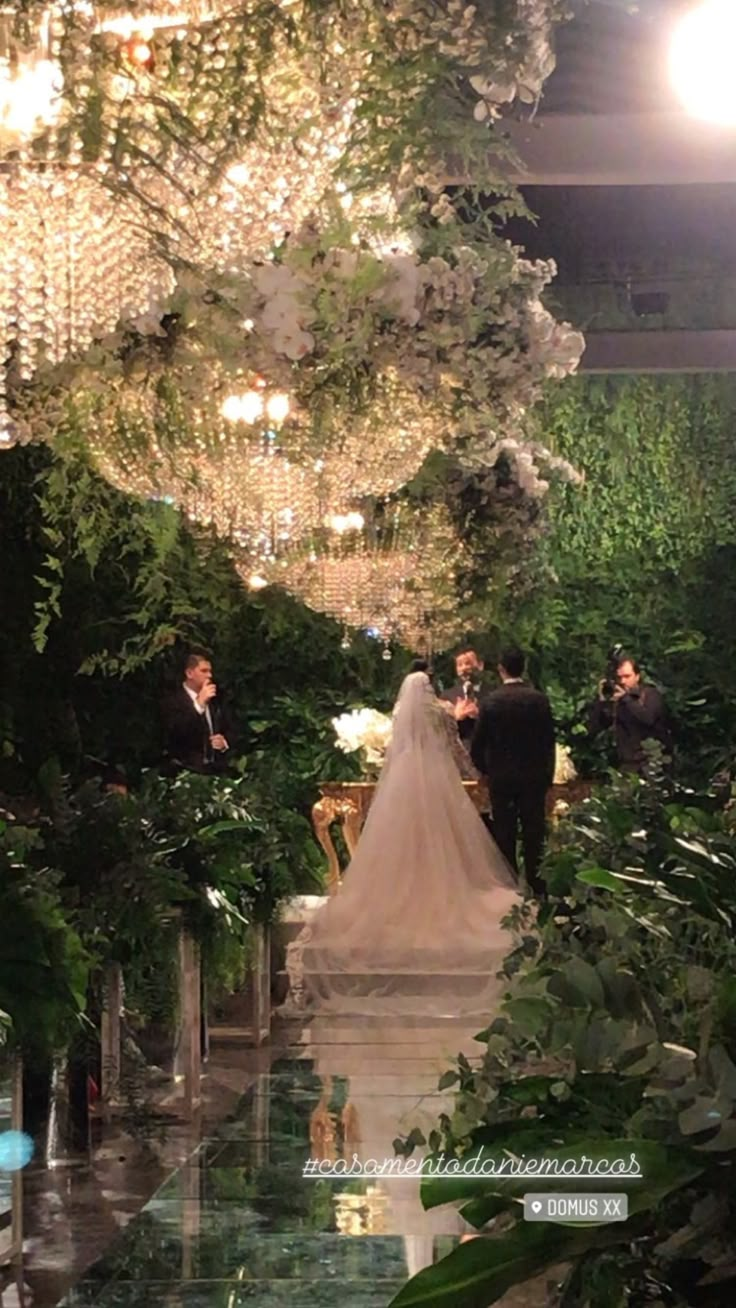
[{"xmin": 298, "ymin": 672, "xmax": 519, "ymax": 1017}]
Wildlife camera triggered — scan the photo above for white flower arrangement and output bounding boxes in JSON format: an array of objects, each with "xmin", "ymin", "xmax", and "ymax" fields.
[
  {"xmin": 554, "ymin": 743, "xmax": 578, "ymax": 785},
  {"xmin": 332, "ymin": 708, "xmax": 394, "ymax": 770}
]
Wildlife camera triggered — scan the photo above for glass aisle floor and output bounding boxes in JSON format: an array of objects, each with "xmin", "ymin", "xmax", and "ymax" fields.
[{"xmin": 56, "ymin": 1018, "xmax": 483, "ymax": 1308}]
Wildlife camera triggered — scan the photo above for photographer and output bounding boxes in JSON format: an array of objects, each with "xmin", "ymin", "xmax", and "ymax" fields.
[{"xmin": 588, "ymin": 652, "xmax": 671, "ymax": 775}]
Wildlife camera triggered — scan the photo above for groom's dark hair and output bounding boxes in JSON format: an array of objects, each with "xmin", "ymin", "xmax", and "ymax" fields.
[{"xmin": 499, "ymin": 646, "xmax": 525, "ymax": 678}]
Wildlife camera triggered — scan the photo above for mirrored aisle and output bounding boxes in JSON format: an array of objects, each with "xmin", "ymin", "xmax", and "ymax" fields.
[{"xmin": 56, "ymin": 1018, "xmax": 482, "ymax": 1308}]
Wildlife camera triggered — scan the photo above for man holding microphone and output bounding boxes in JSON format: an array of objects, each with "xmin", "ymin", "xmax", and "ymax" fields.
[
  {"xmin": 162, "ymin": 649, "xmax": 234, "ymax": 774},
  {"xmin": 440, "ymin": 647, "xmax": 488, "ymax": 746}
]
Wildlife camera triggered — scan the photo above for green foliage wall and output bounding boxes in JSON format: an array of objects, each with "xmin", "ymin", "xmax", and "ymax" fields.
[
  {"xmin": 0, "ymin": 444, "xmax": 395, "ymax": 802},
  {"xmin": 495, "ymin": 375, "xmax": 736, "ymax": 775}
]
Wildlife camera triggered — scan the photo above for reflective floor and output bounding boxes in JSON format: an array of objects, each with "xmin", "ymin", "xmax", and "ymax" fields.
[{"xmin": 54, "ymin": 1018, "xmax": 482, "ymax": 1308}]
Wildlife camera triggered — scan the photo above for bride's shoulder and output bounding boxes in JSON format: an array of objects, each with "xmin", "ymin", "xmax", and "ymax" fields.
[{"xmin": 430, "ymin": 697, "xmax": 454, "ymax": 730}]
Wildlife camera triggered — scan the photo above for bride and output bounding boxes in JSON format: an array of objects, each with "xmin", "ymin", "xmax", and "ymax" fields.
[{"xmin": 288, "ymin": 669, "xmax": 520, "ymax": 1017}]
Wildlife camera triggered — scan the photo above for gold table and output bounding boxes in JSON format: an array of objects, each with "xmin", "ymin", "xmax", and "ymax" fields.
[{"xmin": 311, "ymin": 779, "xmax": 486, "ymax": 895}]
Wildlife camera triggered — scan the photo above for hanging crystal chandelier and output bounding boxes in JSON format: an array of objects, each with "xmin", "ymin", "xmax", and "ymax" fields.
[
  {"xmin": 246, "ymin": 503, "xmax": 469, "ymax": 653},
  {"xmin": 307, "ymin": 376, "xmax": 448, "ymax": 506},
  {"xmin": 0, "ymin": 163, "xmax": 172, "ymax": 438},
  {"xmin": 88, "ymin": 394, "xmax": 328, "ymax": 558},
  {"xmin": 0, "ymin": 0, "xmax": 361, "ymax": 435}
]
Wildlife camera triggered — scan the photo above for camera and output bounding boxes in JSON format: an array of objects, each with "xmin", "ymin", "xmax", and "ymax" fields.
[{"xmin": 600, "ymin": 643, "xmax": 624, "ymax": 700}]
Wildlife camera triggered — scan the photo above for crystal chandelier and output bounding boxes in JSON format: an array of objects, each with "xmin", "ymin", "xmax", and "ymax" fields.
[
  {"xmin": 306, "ymin": 376, "xmax": 448, "ymax": 506},
  {"xmin": 0, "ymin": 164, "xmax": 172, "ymax": 439},
  {"xmin": 0, "ymin": 0, "xmax": 361, "ymax": 435},
  {"xmin": 0, "ymin": 8, "xmax": 62, "ymax": 146},
  {"xmin": 89, "ymin": 401, "xmax": 327, "ymax": 558},
  {"xmin": 248, "ymin": 503, "xmax": 469, "ymax": 654}
]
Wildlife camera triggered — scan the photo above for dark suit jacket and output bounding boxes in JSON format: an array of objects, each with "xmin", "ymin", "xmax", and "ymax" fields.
[
  {"xmin": 588, "ymin": 684, "xmax": 671, "ymax": 771},
  {"xmin": 471, "ymin": 682, "xmax": 555, "ymax": 788},
  {"xmin": 440, "ymin": 678, "xmax": 491, "ymax": 745},
  {"xmin": 161, "ymin": 687, "xmax": 234, "ymax": 775}
]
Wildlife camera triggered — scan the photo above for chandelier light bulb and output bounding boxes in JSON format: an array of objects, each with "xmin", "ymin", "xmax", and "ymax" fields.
[
  {"xmin": 226, "ymin": 163, "xmax": 251, "ymax": 187},
  {"xmin": 220, "ymin": 394, "xmax": 243, "ymax": 421},
  {"xmin": 128, "ymin": 39, "xmax": 154, "ymax": 67},
  {"xmin": 240, "ymin": 390, "xmax": 265, "ymax": 423},
  {"xmin": 0, "ymin": 56, "xmax": 63, "ymax": 141},
  {"xmin": 670, "ymin": 0, "xmax": 736, "ymax": 124},
  {"xmin": 265, "ymin": 391, "xmax": 290, "ymax": 423},
  {"xmin": 0, "ymin": 424, "xmax": 18, "ymax": 450},
  {"xmin": 248, "ymin": 573, "xmax": 268, "ymax": 590},
  {"xmin": 327, "ymin": 510, "xmax": 365, "ymax": 533}
]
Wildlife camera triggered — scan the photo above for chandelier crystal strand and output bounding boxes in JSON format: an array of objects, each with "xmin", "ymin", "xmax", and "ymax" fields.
[
  {"xmin": 0, "ymin": 154, "xmax": 174, "ymax": 408},
  {"xmin": 89, "ymin": 391, "xmax": 327, "ymax": 559},
  {"xmin": 258, "ymin": 503, "xmax": 469, "ymax": 652}
]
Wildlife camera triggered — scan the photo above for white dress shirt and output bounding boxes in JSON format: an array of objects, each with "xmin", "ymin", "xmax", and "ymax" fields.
[{"xmin": 184, "ymin": 683, "xmax": 213, "ymax": 734}]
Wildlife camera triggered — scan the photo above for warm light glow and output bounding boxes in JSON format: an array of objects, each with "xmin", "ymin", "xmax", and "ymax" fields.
[
  {"xmin": 248, "ymin": 573, "xmax": 269, "ymax": 590},
  {"xmin": 327, "ymin": 511, "xmax": 365, "ymax": 533},
  {"xmin": 226, "ymin": 163, "xmax": 251, "ymax": 187},
  {"xmin": 266, "ymin": 392, "xmax": 291, "ymax": 423},
  {"xmin": 129, "ymin": 40, "xmax": 153, "ymax": 66},
  {"xmin": 670, "ymin": 0, "xmax": 736, "ymax": 124},
  {"xmin": 220, "ymin": 390, "xmax": 265, "ymax": 422},
  {"xmin": 240, "ymin": 390, "xmax": 265, "ymax": 423},
  {"xmin": 0, "ymin": 57, "xmax": 63, "ymax": 141},
  {"xmin": 94, "ymin": 10, "xmax": 202, "ymax": 39},
  {"xmin": 220, "ymin": 393, "xmax": 244, "ymax": 421}
]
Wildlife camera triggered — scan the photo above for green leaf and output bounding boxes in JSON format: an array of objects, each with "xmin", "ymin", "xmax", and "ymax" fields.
[
  {"xmin": 503, "ymin": 996, "xmax": 555, "ymax": 1037},
  {"xmin": 438, "ymin": 1070, "xmax": 460, "ymax": 1091},
  {"xmin": 388, "ymin": 1221, "xmax": 575, "ymax": 1308},
  {"xmin": 548, "ymin": 958, "xmax": 605, "ymax": 1010},
  {"xmin": 576, "ymin": 867, "xmax": 625, "ymax": 893}
]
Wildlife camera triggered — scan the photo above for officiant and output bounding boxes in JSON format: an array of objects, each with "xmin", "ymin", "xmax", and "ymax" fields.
[
  {"xmin": 161, "ymin": 649, "xmax": 235, "ymax": 775},
  {"xmin": 440, "ymin": 647, "xmax": 490, "ymax": 746}
]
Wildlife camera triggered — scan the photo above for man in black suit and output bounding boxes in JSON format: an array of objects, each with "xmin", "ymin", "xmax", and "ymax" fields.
[
  {"xmin": 162, "ymin": 649, "xmax": 234, "ymax": 775},
  {"xmin": 588, "ymin": 653, "xmax": 672, "ymax": 775},
  {"xmin": 440, "ymin": 647, "xmax": 490, "ymax": 746},
  {"xmin": 471, "ymin": 647, "xmax": 555, "ymax": 897}
]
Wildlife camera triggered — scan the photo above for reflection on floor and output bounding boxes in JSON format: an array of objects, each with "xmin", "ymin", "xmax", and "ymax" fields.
[{"xmin": 54, "ymin": 1018, "xmax": 484, "ymax": 1308}]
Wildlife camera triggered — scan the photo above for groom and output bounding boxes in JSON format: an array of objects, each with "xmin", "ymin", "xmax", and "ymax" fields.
[{"xmin": 471, "ymin": 647, "xmax": 555, "ymax": 897}]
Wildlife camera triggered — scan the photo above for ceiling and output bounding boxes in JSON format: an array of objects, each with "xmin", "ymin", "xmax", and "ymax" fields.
[
  {"xmin": 541, "ymin": 0, "xmax": 686, "ymax": 116},
  {"xmin": 482, "ymin": 1, "xmax": 736, "ymax": 186}
]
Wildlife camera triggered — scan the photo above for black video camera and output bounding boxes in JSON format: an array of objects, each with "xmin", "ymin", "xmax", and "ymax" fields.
[{"xmin": 600, "ymin": 643, "xmax": 624, "ymax": 700}]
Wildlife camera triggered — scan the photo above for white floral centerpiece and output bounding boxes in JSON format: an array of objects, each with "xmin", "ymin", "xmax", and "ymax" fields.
[
  {"xmin": 332, "ymin": 708, "xmax": 393, "ymax": 776},
  {"xmin": 553, "ymin": 743, "xmax": 578, "ymax": 785}
]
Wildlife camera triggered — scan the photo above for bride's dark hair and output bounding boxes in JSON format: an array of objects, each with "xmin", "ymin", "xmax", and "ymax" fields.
[{"xmin": 410, "ymin": 658, "xmax": 430, "ymax": 674}]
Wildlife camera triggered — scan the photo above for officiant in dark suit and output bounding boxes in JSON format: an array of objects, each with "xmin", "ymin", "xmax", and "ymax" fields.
[
  {"xmin": 471, "ymin": 647, "xmax": 555, "ymax": 897},
  {"xmin": 440, "ymin": 648, "xmax": 491, "ymax": 746},
  {"xmin": 162, "ymin": 649, "xmax": 235, "ymax": 775}
]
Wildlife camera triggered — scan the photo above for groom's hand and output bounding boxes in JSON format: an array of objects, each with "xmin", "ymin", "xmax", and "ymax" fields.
[
  {"xmin": 210, "ymin": 733, "xmax": 229, "ymax": 752},
  {"xmin": 197, "ymin": 681, "xmax": 217, "ymax": 706}
]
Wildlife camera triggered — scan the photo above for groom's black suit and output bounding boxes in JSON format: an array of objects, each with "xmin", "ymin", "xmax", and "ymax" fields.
[{"xmin": 471, "ymin": 681, "xmax": 555, "ymax": 896}]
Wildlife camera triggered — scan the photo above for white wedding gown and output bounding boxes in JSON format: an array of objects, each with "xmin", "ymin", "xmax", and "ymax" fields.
[{"xmin": 289, "ymin": 671, "xmax": 520, "ymax": 1018}]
